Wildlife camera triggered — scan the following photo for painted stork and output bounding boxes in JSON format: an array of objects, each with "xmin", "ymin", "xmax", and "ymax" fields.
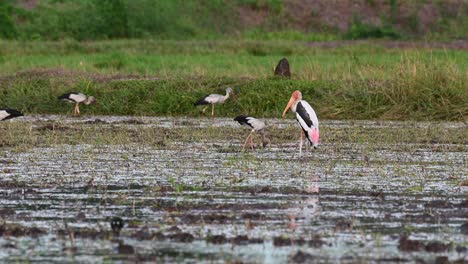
[
  {"xmin": 0, "ymin": 108, "xmax": 23, "ymax": 121},
  {"xmin": 58, "ymin": 92, "xmax": 96, "ymax": 116},
  {"xmin": 282, "ymin": 90, "xmax": 319, "ymax": 155},
  {"xmin": 234, "ymin": 115, "xmax": 270, "ymax": 151},
  {"xmin": 194, "ymin": 87, "xmax": 232, "ymax": 117}
]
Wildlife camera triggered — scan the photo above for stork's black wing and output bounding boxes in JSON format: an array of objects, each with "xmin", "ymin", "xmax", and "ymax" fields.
[
  {"xmin": 296, "ymin": 102, "xmax": 313, "ymax": 127},
  {"xmin": 234, "ymin": 115, "xmax": 253, "ymax": 128},
  {"xmin": 194, "ymin": 94, "xmax": 210, "ymax": 106},
  {"xmin": 58, "ymin": 92, "xmax": 79, "ymax": 100},
  {"xmin": 0, "ymin": 108, "xmax": 23, "ymax": 120}
]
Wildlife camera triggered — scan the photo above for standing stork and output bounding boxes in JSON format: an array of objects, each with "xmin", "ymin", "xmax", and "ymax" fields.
[
  {"xmin": 58, "ymin": 92, "xmax": 96, "ymax": 116},
  {"xmin": 194, "ymin": 87, "xmax": 232, "ymax": 117},
  {"xmin": 282, "ymin": 90, "xmax": 319, "ymax": 155},
  {"xmin": 0, "ymin": 108, "xmax": 23, "ymax": 121},
  {"xmin": 234, "ymin": 115, "xmax": 270, "ymax": 151}
]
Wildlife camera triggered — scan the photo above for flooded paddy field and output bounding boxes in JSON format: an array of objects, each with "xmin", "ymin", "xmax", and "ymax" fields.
[{"xmin": 0, "ymin": 116, "xmax": 467, "ymax": 263}]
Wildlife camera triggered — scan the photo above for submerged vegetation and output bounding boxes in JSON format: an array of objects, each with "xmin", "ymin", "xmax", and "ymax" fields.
[
  {"xmin": 1, "ymin": 118, "xmax": 466, "ymax": 149},
  {"xmin": 0, "ymin": 117, "xmax": 466, "ymax": 262}
]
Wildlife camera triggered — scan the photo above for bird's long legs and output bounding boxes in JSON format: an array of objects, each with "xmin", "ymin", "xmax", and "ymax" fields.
[
  {"xmin": 299, "ymin": 130, "xmax": 304, "ymax": 156},
  {"xmin": 242, "ymin": 131, "xmax": 254, "ymax": 151},
  {"xmin": 211, "ymin": 104, "xmax": 215, "ymax": 117},
  {"xmin": 250, "ymin": 133, "xmax": 255, "ymax": 150},
  {"xmin": 73, "ymin": 103, "xmax": 79, "ymax": 116},
  {"xmin": 76, "ymin": 104, "xmax": 80, "ymax": 116}
]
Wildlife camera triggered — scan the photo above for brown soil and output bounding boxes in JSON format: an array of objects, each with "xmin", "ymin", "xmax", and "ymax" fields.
[
  {"xmin": 34, "ymin": 123, "xmax": 72, "ymax": 131},
  {"xmin": 168, "ymin": 233, "xmax": 194, "ymax": 243},
  {"xmin": 117, "ymin": 242, "xmax": 135, "ymax": 255},
  {"xmin": 206, "ymin": 234, "xmax": 228, "ymax": 244},
  {"xmin": 290, "ymin": 250, "xmax": 315, "ymax": 263},
  {"xmin": 273, "ymin": 236, "xmax": 292, "ymax": 247},
  {"xmin": 238, "ymin": 0, "xmax": 466, "ymax": 35},
  {"xmin": 307, "ymin": 40, "xmax": 468, "ymax": 50},
  {"xmin": 0, "ymin": 223, "xmax": 44, "ymax": 238},
  {"xmin": 398, "ymin": 235, "xmax": 424, "ymax": 252},
  {"xmin": 425, "ymin": 241, "xmax": 451, "ymax": 253},
  {"xmin": 231, "ymin": 235, "xmax": 249, "ymax": 245}
]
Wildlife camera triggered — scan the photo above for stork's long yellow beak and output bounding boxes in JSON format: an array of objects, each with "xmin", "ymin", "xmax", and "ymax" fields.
[{"xmin": 282, "ymin": 96, "xmax": 295, "ymax": 118}]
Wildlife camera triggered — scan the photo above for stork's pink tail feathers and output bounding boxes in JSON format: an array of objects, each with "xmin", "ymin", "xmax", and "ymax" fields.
[{"xmin": 308, "ymin": 127, "xmax": 319, "ymax": 148}]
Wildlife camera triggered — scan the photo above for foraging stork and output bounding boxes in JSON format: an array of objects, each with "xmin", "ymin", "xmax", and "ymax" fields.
[
  {"xmin": 282, "ymin": 90, "xmax": 319, "ymax": 155},
  {"xmin": 234, "ymin": 115, "xmax": 270, "ymax": 151},
  {"xmin": 0, "ymin": 108, "xmax": 23, "ymax": 121},
  {"xmin": 58, "ymin": 92, "xmax": 96, "ymax": 116},
  {"xmin": 194, "ymin": 87, "xmax": 232, "ymax": 117}
]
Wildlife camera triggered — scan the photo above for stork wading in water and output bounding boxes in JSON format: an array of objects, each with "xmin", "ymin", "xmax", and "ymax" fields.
[
  {"xmin": 0, "ymin": 108, "xmax": 23, "ymax": 121},
  {"xmin": 194, "ymin": 87, "xmax": 232, "ymax": 117},
  {"xmin": 58, "ymin": 92, "xmax": 96, "ymax": 116},
  {"xmin": 234, "ymin": 115, "xmax": 270, "ymax": 151},
  {"xmin": 282, "ymin": 90, "xmax": 319, "ymax": 155}
]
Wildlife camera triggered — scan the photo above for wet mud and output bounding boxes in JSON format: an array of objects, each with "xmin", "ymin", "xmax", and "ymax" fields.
[{"xmin": 0, "ymin": 116, "xmax": 466, "ymax": 263}]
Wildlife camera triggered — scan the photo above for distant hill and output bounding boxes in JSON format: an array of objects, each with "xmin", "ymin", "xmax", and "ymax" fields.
[{"xmin": 1, "ymin": 0, "xmax": 467, "ymax": 40}]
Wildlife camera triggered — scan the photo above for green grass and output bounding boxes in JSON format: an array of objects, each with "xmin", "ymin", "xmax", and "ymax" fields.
[
  {"xmin": 0, "ymin": 40, "xmax": 467, "ymax": 121},
  {"xmin": 1, "ymin": 39, "xmax": 466, "ymax": 77}
]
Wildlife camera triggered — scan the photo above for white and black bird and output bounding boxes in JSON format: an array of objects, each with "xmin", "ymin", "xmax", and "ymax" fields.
[
  {"xmin": 0, "ymin": 108, "xmax": 23, "ymax": 121},
  {"xmin": 58, "ymin": 92, "xmax": 96, "ymax": 116},
  {"xmin": 194, "ymin": 87, "xmax": 232, "ymax": 117},
  {"xmin": 234, "ymin": 115, "xmax": 270, "ymax": 151},
  {"xmin": 282, "ymin": 90, "xmax": 319, "ymax": 155}
]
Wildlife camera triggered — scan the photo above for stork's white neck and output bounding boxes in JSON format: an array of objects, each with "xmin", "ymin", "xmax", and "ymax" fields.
[
  {"xmin": 290, "ymin": 99, "xmax": 300, "ymax": 113},
  {"xmin": 224, "ymin": 91, "xmax": 230, "ymax": 101}
]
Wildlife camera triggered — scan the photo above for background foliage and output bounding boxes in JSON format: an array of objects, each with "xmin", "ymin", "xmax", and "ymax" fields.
[{"xmin": 1, "ymin": 0, "xmax": 467, "ymax": 41}]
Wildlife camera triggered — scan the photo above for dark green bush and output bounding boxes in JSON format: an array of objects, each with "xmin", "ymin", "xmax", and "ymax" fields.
[
  {"xmin": 345, "ymin": 19, "xmax": 400, "ymax": 40},
  {"xmin": 0, "ymin": 2, "xmax": 17, "ymax": 39}
]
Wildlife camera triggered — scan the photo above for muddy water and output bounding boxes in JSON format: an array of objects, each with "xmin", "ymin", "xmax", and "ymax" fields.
[{"xmin": 1, "ymin": 116, "xmax": 467, "ymax": 263}]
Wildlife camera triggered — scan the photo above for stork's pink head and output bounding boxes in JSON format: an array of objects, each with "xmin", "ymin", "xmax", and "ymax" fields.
[
  {"xmin": 282, "ymin": 90, "xmax": 302, "ymax": 118},
  {"xmin": 291, "ymin": 90, "xmax": 302, "ymax": 100}
]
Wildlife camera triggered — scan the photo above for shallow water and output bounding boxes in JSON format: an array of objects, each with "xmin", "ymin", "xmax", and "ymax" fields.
[{"xmin": 0, "ymin": 116, "xmax": 467, "ymax": 263}]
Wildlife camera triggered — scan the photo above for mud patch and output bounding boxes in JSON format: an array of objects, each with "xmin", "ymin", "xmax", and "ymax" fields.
[
  {"xmin": 0, "ymin": 223, "xmax": 44, "ymax": 238},
  {"xmin": 0, "ymin": 117, "xmax": 466, "ymax": 263}
]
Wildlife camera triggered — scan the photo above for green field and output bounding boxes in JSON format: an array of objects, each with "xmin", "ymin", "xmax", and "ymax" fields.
[{"xmin": 0, "ymin": 40, "xmax": 467, "ymax": 120}]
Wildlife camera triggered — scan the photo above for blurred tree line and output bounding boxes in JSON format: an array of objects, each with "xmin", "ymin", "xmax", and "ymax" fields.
[
  {"xmin": 1, "ymin": 0, "xmax": 466, "ymax": 41},
  {"xmin": 1, "ymin": 0, "xmax": 233, "ymax": 40}
]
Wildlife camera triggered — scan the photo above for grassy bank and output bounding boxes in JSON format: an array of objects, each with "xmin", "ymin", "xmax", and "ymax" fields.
[
  {"xmin": 0, "ymin": 40, "xmax": 466, "ymax": 121},
  {"xmin": 1, "ymin": 74, "xmax": 466, "ymax": 121}
]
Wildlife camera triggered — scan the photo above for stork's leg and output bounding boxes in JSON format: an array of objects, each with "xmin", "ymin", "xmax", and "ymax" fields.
[
  {"xmin": 305, "ymin": 139, "xmax": 311, "ymax": 160},
  {"xmin": 299, "ymin": 130, "xmax": 304, "ymax": 156},
  {"xmin": 76, "ymin": 103, "xmax": 80, "ymax": 116},
  {"xmin": 211, "ymin": 104, "xmax": 215, "ymax": 117},
  {"xmin": 202, "ymin": 106, "xmax": 208, "ymax": 114},
  {"xmin": 242, "ymin": 131, "xmax": 254, "ymax": 151},
  {"xmin": 250, "ymin": 133, "xmax": 255, "ymax": 150},
  {"xmin": 73, "ymin": 103, "xmax": 78, "ymax": 116}
]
